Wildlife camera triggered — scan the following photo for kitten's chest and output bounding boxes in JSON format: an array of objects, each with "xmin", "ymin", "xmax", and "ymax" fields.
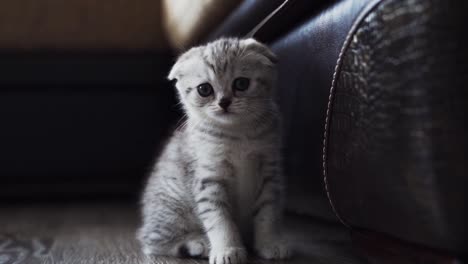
[{"xmin": 227, "ymin": 142, "xmax": 263, "ymax": 222}]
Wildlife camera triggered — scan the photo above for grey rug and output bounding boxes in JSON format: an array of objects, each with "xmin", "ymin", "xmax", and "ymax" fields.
[{"xmin": 0, "ymin": 202, "xmax": 368, "ymax": 264}]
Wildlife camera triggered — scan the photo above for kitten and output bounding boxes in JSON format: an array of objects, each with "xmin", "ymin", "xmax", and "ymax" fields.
[{"xmin": 138, "ymin": 38, "xmax": 290, "ymax": 264}]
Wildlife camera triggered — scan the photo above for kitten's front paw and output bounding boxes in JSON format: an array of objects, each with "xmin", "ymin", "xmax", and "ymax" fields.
[
  {"xmin": 255, "ymin": 241, "xmax": 291, "ymax": 260},
  {"xmin": 209, "ymin": 246, "xmax": 247, "ymax": 264}
]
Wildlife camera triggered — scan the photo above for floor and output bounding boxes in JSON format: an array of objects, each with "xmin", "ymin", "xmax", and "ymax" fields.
[{"xmin": 0, "ymin": 202, "xmax": 369, "ymax": 264}]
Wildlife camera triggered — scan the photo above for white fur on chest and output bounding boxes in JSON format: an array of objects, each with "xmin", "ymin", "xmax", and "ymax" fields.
[
  {"xmin": 226, "ymin": 140, "xmax": 263, "ymax": 231},
  {"xmin": 190, "ymin": 133, "xmax": 267, "ymax": 230}
]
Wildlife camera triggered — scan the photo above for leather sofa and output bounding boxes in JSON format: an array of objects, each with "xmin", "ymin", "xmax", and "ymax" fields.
[
  {"xmin": 1, "ymin": 0, "xmax": 466, "ymax": 262},
  {"xmin": 212, "ymin": 0, "xmax": 467, "ymax": 261}
]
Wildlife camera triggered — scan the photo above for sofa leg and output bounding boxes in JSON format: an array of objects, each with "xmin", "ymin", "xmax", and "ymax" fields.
[{"xmin": 351, "ymin": 230, "xmax": 462, "ymax": 264}]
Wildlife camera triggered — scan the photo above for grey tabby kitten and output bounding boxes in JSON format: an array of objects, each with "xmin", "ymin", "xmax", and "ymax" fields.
[{"xmin": 138, "ymin": 38, "xmax": 290, "ymax": 264}]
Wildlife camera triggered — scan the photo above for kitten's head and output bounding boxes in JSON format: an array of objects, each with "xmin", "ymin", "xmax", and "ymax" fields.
[{"xmin": 168, "ymin": 38, "xmax": 277, "ymax": 126}]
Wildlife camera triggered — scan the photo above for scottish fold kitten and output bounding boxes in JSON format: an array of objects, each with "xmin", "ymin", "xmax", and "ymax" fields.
[{"xmin": 138, "ymin": 38, "xmax": 289, "ymax": 264}]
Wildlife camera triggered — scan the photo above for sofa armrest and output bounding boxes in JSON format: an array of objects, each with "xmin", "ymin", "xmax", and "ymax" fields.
[{"xmin": 324, "ymin": 0, "xmax": 468, "ymax": 256}]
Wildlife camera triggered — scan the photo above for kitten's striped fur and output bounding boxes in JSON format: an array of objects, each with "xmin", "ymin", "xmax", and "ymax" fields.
[{"xmin": 138, "ymin": 38, "xmax": 290, "ymax": 264}]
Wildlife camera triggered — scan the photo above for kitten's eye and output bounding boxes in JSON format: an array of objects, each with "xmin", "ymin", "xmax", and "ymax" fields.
[
  {"xmin": 232, "ymin": 77, "xmax": 250, "ymax": 91},
  {"xmin": 197, "ymin": 83, "xmax": 213, "ymax": 97}
]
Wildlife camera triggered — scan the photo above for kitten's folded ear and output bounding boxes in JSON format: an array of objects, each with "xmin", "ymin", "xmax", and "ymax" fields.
[
  {"xmin": 243, "ymin": 38, "xmax": 278, "ymax": 65},
  {"xmin": 167, "ymin": 47, "xmax": 199, "ymax": 82},
  {"xmin": 168, "ymin": 60, "xmax": 181, "ymax": 82}
]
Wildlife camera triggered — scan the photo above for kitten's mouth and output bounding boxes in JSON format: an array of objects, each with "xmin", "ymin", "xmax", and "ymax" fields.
[
  {"xmin": 217, "ymin": 109, "xmax": 233, "ymax": 115},
  {"xmin": 213, "ymin": 110, "xmax": 237, "ymax": 122}
]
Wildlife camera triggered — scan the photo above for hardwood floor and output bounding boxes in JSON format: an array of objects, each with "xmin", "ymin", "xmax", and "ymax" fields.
[{"xmin": 0, "ymin": 202, "xmax": 368, "ymax": 264}]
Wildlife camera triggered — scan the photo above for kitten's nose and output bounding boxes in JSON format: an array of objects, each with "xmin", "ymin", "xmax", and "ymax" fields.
[{"xmin": 218, "ymin": 98, "xmax": 232, "ymax": 110}]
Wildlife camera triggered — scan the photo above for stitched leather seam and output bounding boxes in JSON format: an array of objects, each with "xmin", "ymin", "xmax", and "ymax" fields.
[
  {"xmin": 245, "ymin": 0, "xmax": 291, "ymax": 38},
  {"xmin": 322, "ymin": 0, "xmax": 386, "ymax": 228}
]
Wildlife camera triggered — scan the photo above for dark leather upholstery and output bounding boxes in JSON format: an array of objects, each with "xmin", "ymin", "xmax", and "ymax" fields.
[
  {"xmin": 270, "ymin": 0, "xmax": 373, "ymax": 218},
  {"xmin": 209, "ymin": 0, "xmax": 285, "ymax": 41},
  {"xmin": 209, "ymin": 0, "xmax": 331, "ymax": 44},
  {"xmin": 324, "ymin": 0, "xmax": 468, "ymax": 254}
]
